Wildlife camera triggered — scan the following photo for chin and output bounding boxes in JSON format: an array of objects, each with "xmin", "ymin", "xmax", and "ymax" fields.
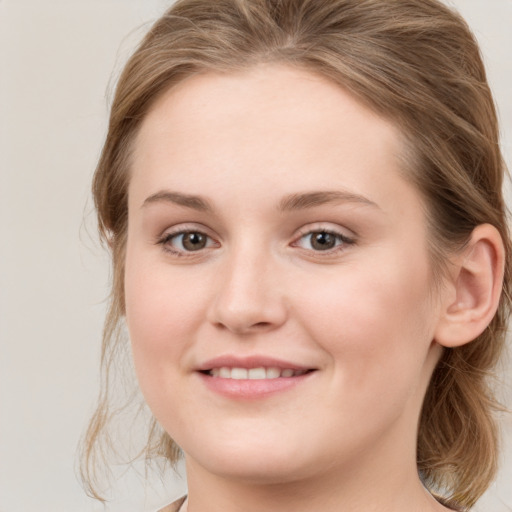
[{"xmin": 184, "ymin": 437, "xmax": 319, "ymax": 484}]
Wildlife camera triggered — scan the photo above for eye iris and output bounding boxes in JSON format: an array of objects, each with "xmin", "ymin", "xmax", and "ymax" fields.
[
  {"xmin": 182, "ymin": 232, "xmax": 207, "ymax": 251},
  {"xmin": 311, "ymin": 232, "xmax": 336, "ymax": 250}
]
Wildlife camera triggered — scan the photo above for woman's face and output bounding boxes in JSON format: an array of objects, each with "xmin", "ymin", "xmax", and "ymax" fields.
[{"xmin": 125, "ymin": 65, "xmax": 446, "ymax": 484}]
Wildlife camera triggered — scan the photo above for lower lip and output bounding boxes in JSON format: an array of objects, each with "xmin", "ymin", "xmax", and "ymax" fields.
[{"xmin": 197, "ymin": 371, "xmax": 315, "ymax": 399}]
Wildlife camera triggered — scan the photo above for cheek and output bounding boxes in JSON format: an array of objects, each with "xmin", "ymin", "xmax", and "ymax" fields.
[
  {"xmin": 124, "ymin": 259, "xmax": 211, "ymax": 427},
  {"xmin": 295, "ymin": 253, "xmax": 436, "ymax": 386},
  {"xmin": 125, "ymin": 240, "xmax": 208, "ymax": 337},
  {"xmin": 123, "ymin": 247, "xmax": 207, "ymax": 393}
]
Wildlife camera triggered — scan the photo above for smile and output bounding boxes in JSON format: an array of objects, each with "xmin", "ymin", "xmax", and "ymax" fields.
[
  {"xmin": 196, "ymin": 356, "xmax": 317, "ymax": 398},
  {"xmin": 206, "ymin": 367, "xmax": 311, "ymax": 379}
]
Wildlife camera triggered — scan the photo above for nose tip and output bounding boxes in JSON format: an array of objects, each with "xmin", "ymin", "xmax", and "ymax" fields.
[
  {"xmin": 210, "ymin": 295, "xmax": 285, "ymax": 334},
  {"xmin": 210, "ymin": 305, "xmax": 282, "ymax": 335},
  {"xmin": 207, "ymin": 257, "xmax": 287, "ymax": 335}
]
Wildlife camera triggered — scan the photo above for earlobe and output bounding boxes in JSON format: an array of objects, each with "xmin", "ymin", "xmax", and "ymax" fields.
[{"xmin": 434, "ymin": 224, "xmax": 505, "ymax": 348}]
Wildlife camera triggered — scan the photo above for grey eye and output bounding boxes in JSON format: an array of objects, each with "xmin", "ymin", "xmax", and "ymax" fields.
[
  {"xmin": 297, "ymin": 231, "xmax": 344, "ymax": 251},
  {"xmin": 293, "ymin": 228, "xmax": 356, "ymax": 254},
  {"xmin": 308, "ymin": 231, "xmax": 337, "ymax": 251},
  {"xmin": 181, "ymin": 232, "xmax": 208, "ymax": 251},
  {"xmin": 175, "ymin": 232, "xmax": 209, "ymax": 251}
]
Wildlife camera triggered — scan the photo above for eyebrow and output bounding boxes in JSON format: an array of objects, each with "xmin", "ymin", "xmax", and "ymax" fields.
[
  {"xmin": 141, "ymin": 189, "xmax": 379, "ymax": 212},
  {"xmin": 142, "ymin": 191, "xmax": 212, "ymax": 212},
  {"xmin": 278, "ymin": 190, "xmax": 379, "ymax": 211}
]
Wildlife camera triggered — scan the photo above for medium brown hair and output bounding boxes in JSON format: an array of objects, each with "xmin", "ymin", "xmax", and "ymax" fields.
[{"xmin": 82, "ymin": 0, "xmax": 511, "ymax": 508}]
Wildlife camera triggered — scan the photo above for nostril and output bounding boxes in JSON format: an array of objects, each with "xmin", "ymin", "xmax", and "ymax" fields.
[
  {"xmin": 253, "ymin": 321, "xmax": 272, "ymax": 329},
  {"xmin": 212, "ymin": 320, "xmax": 271, "ymax": 333}
]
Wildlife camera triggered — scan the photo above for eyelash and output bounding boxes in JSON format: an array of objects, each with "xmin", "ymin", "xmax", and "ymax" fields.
[
  {"xmin": 292, "ymin": 228, "xmax": 355, "ymax": 255},
  {"xmin": 156, "ymin": 226, "xmax": 356, "ymax": 257},
  {"xmin": 156, "ymin": 229, "xmax": 218, "ymax": 256}
]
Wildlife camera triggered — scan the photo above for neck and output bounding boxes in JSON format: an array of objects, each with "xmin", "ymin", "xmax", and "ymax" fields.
[
  {"xmin": 179, "ymin": 342, "xmax": 449, "ymax": 512},
  {"xmin": 183, "ymin": 438, "xmax": 449, "ymax": 512}
]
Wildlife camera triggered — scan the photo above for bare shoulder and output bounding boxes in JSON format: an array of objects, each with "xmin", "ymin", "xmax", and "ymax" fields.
[{"xmin": 158, "ymin": 496, "xmax": 187, "ymax": 512}]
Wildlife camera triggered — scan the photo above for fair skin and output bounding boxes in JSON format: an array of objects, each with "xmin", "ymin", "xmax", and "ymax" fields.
[{"xmin": 124, "ymin": 64, "xmax": 503, "ymax": 512}]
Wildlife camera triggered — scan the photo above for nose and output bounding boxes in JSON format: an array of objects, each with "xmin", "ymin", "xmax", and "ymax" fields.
[{"xmin": 207, "ymin": 246, "xmax": 288, "ymax": 335}]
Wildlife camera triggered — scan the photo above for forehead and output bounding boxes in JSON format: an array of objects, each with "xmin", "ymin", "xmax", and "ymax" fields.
[
  {"xmin": 135, "ymin": 64, "xmax": 402, "ymax": 151},
  {"xmin": 130, "ymin": 64, "xmax": 414, "ymax": 215}
]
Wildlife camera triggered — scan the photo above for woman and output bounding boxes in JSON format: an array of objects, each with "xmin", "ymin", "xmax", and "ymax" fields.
[{"xmin": 82, "ymin": 1, "xmax": 511, "ymax": 511}]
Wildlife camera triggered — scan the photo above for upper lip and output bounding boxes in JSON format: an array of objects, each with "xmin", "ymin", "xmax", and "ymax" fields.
[{"xmin": 196, "ymin": 355, "xmax": 314, "ymax": 372}]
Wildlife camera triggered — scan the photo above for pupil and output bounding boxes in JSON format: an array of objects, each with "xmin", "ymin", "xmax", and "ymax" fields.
[
  {"xmin": 183, "ymin": 232, "xmax": 206, "ymax": 251},
  {"xmin": 312, "ymin": 232, "xmax": 335, "ymax": 250}
]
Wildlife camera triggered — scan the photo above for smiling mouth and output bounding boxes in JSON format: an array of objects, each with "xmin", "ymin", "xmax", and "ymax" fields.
[{"xmin": 201, "ymin": 367, "xmax": 314, "ymax": 380}]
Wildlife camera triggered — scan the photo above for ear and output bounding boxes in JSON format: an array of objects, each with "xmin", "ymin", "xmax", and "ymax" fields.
[{"xmin": 434, "ymin": 224, "xmax": 505, "ymax": 348}]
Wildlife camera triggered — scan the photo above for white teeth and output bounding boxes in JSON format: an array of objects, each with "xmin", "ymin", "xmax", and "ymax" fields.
[
  {"xmin": 219, "ymin": 367, "xmax": 231, "ymax": 378},
  {"xmin": 266, "ymin": 367, "xmax": 281, "ymax": 379},
  {"xmin": 207, "ymin": 367, "xmax": 308, "ymax": 379},
  {"xmin": 248, "ymin": 367, "xmax": 266, "ymax": 379},
  {"xmin": 231, "ymin": 368, "xmax": 248, "ymax": 380}
]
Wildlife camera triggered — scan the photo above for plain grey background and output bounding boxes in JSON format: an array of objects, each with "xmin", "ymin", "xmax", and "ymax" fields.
[{"xmin": 0, "ymin": 1, "xmax": 511, "ymax": 511}]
